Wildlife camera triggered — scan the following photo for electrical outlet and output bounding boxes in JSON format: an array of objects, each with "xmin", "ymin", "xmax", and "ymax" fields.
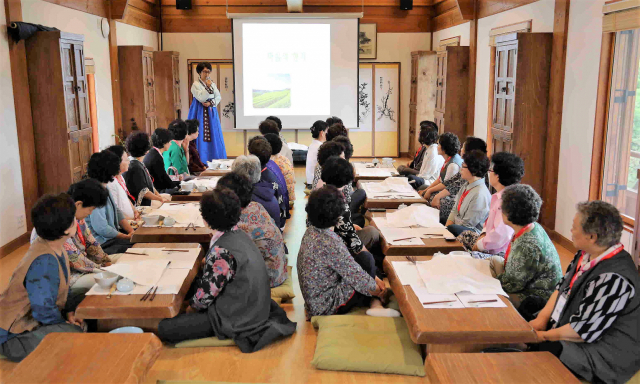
[{"xmin": 17, "ymin": 214, "xmax": 25, "ymax": 228}]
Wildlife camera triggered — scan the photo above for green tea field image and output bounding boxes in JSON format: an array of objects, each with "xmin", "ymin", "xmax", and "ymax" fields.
[{"xmin": 253, "ymin": 74, "xmax": 291, "ymax": 109}]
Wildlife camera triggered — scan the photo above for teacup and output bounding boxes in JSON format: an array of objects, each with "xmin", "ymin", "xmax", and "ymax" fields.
[
  {"xmin": 142, "ymin": 215, "xmax": 160, "ymax": 226},
  {"xmin": 208, "ymin": 162, "xmax": 220, "ymax": 170},
  {"xmin": 116, "ymin": 278, "xmax": 135, "ymax": 293},
  {"xmin": 163, "ymin": 216, "xmax": 176, "ymax": 226},
  {"xmin": 181, "ymin": 183, "xmax": 194, "ymax": 192},
  {"xmin": 219, "ymin": 163, "xmax": 229, "ymax": 170},
  {"xmin": 196, "ymin": 185, "xmax": 208, "ymax": 192},
  {"xmin": 95, "ymin": 272, "xmax": 119, "ymax": 289}
]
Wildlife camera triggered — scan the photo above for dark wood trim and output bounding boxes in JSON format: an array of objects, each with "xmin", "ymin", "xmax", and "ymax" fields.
[
  {"xmin": 42, "ymin": 0, "xmax": 109, "ymax": 17},
  {"xmin": 5, "ymin": 0, "xmax": 38, "ymax": 231},
  {"xmin": 108, "ymin": 16, "xmax": 123, "ymax": 142},
  {"xmin": 0, "ymin": 232, "xmax": 29, "ymax": 260},
  {"xmin": 400, "ymin": 151, "xmax": 410, "ymax": 158},
  {"xmin": 542, "ymin": 225, "xmax": 577, "ymax": 254},
  {"xmin": 486, "ymin": 45, "xmax": 496, "ymax": 154},
  {"xmin": 540, "ymin": 0, "xmax": 570, "ymax": 230},
  {"xmin": 477, "ymin": 0, "xmax": 540, "ymax": 19},
  {"xmin": 589, "ymin": 33, "xmax": 615, "ymax": 201},
  {"xmin": 467, "ymin": 0, "xmax": 478, "ymax": 138}
]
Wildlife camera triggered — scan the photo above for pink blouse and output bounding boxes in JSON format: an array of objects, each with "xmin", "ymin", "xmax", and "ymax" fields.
[{"xmin": 476, "ymin": 189, "xmax": 514, "ymax": 254}]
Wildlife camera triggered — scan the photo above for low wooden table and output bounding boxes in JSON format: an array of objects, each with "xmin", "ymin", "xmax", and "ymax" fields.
[
  {"xmin": 6, "ymin": 333, "xmax": 163, "ymax": 384},
  {"xmin": 369, "ymin": 211, "xmax": 464, "ymax": 255},
  {"xmin": 358, "ymin": 180, "xmax": 426, "ymax": 209},
  {"xmin": 384, "ymin": 256, "xmax": 538, "ymax": 353},
  {"xmin": 131, "ymin": 226, "xmax": 212, "ymax": 244},
  {"xmin": 353, "ymin": 164, "xmax": 399, "ymax": 182},
  {"xmin": 424, "ymin": 352, "xmax": 580, "ymax": 383},
  {"xmin": 200, "ymin": 168, "xmax": 231, "ymax": 177},
  {"xmin": 75, "ymin": 243, "xmax": 204, "ymax": 331},
  {"xmin": 171, "ymin": 192, "xmax": 204, "ymax": 202}
]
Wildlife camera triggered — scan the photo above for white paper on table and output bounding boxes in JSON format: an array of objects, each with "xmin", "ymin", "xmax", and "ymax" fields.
[
  {"xmin": 456, "ymin": 292, "xmax": 507, "ymax": 308},
  {"xmin": 115, "ymin": 248, "xmax": 200, "ymax": 270},
  {"xmin": 143, "ymin": 203, "xmax": 205, "ymax": 227},
  {"xmin": 385, "ymin": 204, "xmax": 443, "ymax": 228},
  {"xmin": 288, "ymin": 142, "xmax": 308, "ymax": 151},
  {"xmin": 207, "ymin": 159, "xmax": 234, "ymax": 169},
  {"xmin": 357, "ymin": 168, "xmax": 397, "ymax": 178},
  {"xmin": 379, "ymin": 227, "xmax": 424, "ymax": 245},
  {"xmin": 364, "ymin": 177, "xmax": 412, "ymax": 193},
  {"xmin": 411, "ymin": 284, "xmax": 465, "ymax": 309},
  {"xmin": 102, "ymin": 260, "xmax": 170, "ymax": 286},
  {"xmin": 85, "ymin": 268, "xmax": 190, "ymax": 296},
  {"xmin": 182, "ymin": 178, "xmax": 219, "ymax": 190},
  {"xmin": 391, "ymin": 261, "xmax": 426, "ymax": 287},
  {"xmin": 416, "ymin": 254, "xmax": 508, "ymax": 297}
]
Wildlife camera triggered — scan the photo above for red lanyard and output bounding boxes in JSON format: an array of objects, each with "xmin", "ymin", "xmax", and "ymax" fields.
[
  {"xmin": 116, "ymin": 175, "xmax": 136, "ymax": 203},
  {"xmin": 440, "ymin": 157, "xmax": 452, "ymax": 174},
  {"xmin": 456, "ymin": 185, "xmax": 478, "ymax": 212},
  {"xmin": 568, "ymin": 244, "xmax": 624, "ymax": 292},
  {"xmin": 76, "ymin": 221, "xmax": 86, "ymax": 248},
  {"xmin": 503, "ymin": 223, "xmax": 534, "ymax": 265},
  {"xmin": 414, "ymin": 148, "xmax": 421, "ymax": 158}
]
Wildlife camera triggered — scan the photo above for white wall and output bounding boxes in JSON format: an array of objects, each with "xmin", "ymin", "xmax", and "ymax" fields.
[
  {"xmin": 0, "ymin": 0, "xmax": 28, "ymax": 247},
  {"xmin": 432, "ymin": 22, "xmax": 471, "ymax": 47},
  {"xmin": 555, "ymin": 0, "xmax": 607, "ymax": 239},
  {"xmin": 21, "ymin": 0, "xmax": 115, "ymax": 149},
  {"xmin": 474, "ymin": 0, "xmax": 555, "ymax": 140},
  {"xmin": 116, "ymin": 21, "xmax": 158, "ymax": 50},
  {"xmin": 163, "ymin": 32, "xmax": 431, "ymax": 152}
]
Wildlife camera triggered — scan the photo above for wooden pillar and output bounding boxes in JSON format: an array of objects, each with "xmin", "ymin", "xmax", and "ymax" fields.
[
  {"xmin": 4, "ymin": 0, "xmax": 38, "ymax": 230},
  {"xmin": 108, "ymin": 2, "xmax": 123, "ymax": 143},
  {"xmin": 540, "ymin": 0, "xmax": 570, "ymax": 229},
  {"xmin": 467, "ymin": 0, "xmax": 478, "ymax": 138}
]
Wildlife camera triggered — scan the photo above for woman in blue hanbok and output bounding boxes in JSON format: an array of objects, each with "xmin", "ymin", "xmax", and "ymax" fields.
[{"xmin": 188, "ymin": 62, "xmax": 227, "ymax": 160}]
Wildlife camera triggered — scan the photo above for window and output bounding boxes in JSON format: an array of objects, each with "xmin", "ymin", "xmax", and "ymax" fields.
[{"xmin": 601, "ymin": 29, "xmax": 640, "ymax": 221}]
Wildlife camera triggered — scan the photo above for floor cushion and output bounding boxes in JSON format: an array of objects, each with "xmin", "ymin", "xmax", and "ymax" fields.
[
  {"xmin": 310, "ymin": 315, "xmax": 424, "ymax": 376},
  {"xmin": 270, "ymin": 266, "xmax": 295, "ymax": 302}
]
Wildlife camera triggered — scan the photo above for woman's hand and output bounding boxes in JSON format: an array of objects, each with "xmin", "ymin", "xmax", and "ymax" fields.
[
  {"xmin": 185, "ymin": 305, "xmax": 197, "ymax": 314},
  {"xmin": 66, "ymin": 312, "xmax": 85, "ymax": 328},
  {"xmin": 431, "ymin": 194, "xmax": 442, "ymax": 208},
  {"xmin": 205, "ymin": 78, "xmax": 213, "ymax": 87},
  {"xmin": 134, "ymin": 210, "xmax": 142, "ymax": 220},
  {"xmin": 203, "ymin": 101, "xmax": 211, "ymax": 108},
  {"xmin": 353, "ymin": 224, "xmax": 362, "ymax": 231}
]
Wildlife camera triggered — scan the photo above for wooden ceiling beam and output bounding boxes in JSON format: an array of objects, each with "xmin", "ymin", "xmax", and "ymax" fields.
[{"xmin": 111, "ymin": 0, "xmax": 128, "ymax": 18}]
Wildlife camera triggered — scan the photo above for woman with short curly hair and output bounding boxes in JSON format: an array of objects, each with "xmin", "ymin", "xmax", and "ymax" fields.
[
  {"xmin": 158, "ymin": 188, "xmax": 296, "ymax": 350},
  {"xmin": 398, "ymin": 123, "xmax": 439, "ymax": 176},
  {"xmin": 490, "ymin": 184, "xmax": 561, "ymax": 316},
  {"xmin": 457, "ymin": 152, "xmax": 525, "ymax": 258},
  {"xmin": 85, "ymin": 150, "xmax": 135, "ymax": 254},
  {"xmin": 297, "ymin": 186, "xmax": 398, "ymax": 318},
  {"xmin": 527, "ymin": 200, "xmax": 640, "ymax": 383},
  {"xmin": 123, "ymin": 131, "xmax": 168, "ymax": 207},
  {"xmin": 445, "ymin": 150, "xmax": 491, "ymax": 236}
]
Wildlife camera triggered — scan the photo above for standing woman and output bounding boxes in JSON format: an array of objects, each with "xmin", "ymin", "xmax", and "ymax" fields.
[
  {"xmin": 187, "ymin": 62, "xmax": 227, "ymax": 161},
  {"xmin": 305, "ymin": 120, "xmax": 328, "ymax": 191}
]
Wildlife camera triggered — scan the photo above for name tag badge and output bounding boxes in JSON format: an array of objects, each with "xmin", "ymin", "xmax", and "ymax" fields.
[{"xmin": 551, "ymin": 293, "xmax": 568, "ymax": 323}]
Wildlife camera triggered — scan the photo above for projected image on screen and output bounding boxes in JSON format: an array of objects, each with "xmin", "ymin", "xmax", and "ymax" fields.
[
  {"xmin": 252, "ymin": 74, "xmax": 291, "ymax": 109},
  {"xmin": 243, "ymin": 23, "xmax": 330, "ymax": 116}
]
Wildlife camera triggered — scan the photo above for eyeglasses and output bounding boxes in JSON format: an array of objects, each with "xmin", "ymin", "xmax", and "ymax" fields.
[{"xmin": 461, "ymin": 164, "xmax": 468, "ymax": 169}]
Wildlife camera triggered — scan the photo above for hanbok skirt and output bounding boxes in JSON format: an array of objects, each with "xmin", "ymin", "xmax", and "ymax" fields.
[{"xmin": 187, "ymin": 98, "xmax": 227, "ymax": 161}]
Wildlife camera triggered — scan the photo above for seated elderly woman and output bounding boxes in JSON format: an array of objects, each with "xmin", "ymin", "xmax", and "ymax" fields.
[
  {"xmin": 264, "ymin": 132, "xmax": 296, "ymax": 208},
  {"xmin": 262, "ymin": 133, "xmax": 290, "ymax": 212},
  {"xmin": 216, "ymin": 172, "xmax": 288, "ymax": 288},
  {"xmin": 331, "ymin": 135, "xmax": 365, "ymax": 227},
  {"xmin": 458, "ymin": 152, "xmax": 525, "ymax": 259},
  {"xmin": 0, "ymin": 194, "xmax": 84, "ymax": 362},
  {"xmin": 124, "ymin": 131, "xmax": 169, "ymax": 207},
  {"xmin": 445, "ymin": 150, "xmax": 491, "ymax": 237},
  {"xmin": 248, "ymin": 136, "xmax": 287, "ymax": 227},
  {"xmin": 527, "ymin": 201, "xmax": 639, "ymax": 384},
  {"xmin": 85, "ymin": 150, "xmax": 135, "ymax": 255},
  {"xmin": 232, "ymin": 155, "xmax": 281, "ymax": 228},
  {"xmin": 489, "ymin": 184, "xmax": 561, "ymax": 314},
  {"xmin": 322, "ymin": 156, "xmax": 385, "ymax": 276},
  {"xmin": 144, "ymin": 128, "xmax": 180, "ymax": 193},
  {"xmin": 164, "ymin": 119, "xmax": 190, "ymax": 178},
  {"xmin": 397, "ymin": 122, "xmax": 435, "ymax": 176},
  {"xmin": 298, "ymin": 186, "xmax": 399, "ymax": 319},
  {"xmin": 186, "ymin": 119, "xmax": 207, "ymax": 174},
  {"xmin": 312, "ymin": 140, "xmax": 345, "ymax": 190},
  {"xmin": 158, "ymin": 188, "xmax": 296, "ymax": 352},
  {"xmin": 325, "ymin": 122, "xmax": 348, "ymax": 141},
  {"xmin": 31, "ymin": 179, "xmax": 115, "ymax": 299},
  {"xmin": 105, "ymin": 145, "xmax": 138, "ymax": 221},
  {"xmin": 407, "ymin": 123, "xmax": 443, "ymax": 189},
  {"xmin": 265, "ymin": 116, "xmax": 293, "ymax": 165},
  {"xmin": 422, "ymin": 137, "xmax": 488, "ymax": 224}
]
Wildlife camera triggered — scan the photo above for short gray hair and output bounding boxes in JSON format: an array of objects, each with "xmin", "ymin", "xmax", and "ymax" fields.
[
  {"xmin": 501, "ymin": 184, "xmax": 542, "ymax": 226},
  {"xmin": 576, "ymin": 201, "xmax": 623, "ymax": 248},
  {"xmin": 232, "ymin": 155, "xmax": 261, "ymax": 184}
]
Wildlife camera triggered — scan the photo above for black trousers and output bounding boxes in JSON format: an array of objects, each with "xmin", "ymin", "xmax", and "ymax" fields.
[
  {"xmin": 101, "ymin": 237, "xmax": 134, "ymax": 255},
  {"xmin": 337, "ymin": 250, "xmax": 376, "ymax": 314},
  {"xmin": 350, "ymin": 188, "xmax": 367, "ymax": 227},
  {"xmin": 158, "ymin": 312, "xmax": 215, "ymax": 344}
]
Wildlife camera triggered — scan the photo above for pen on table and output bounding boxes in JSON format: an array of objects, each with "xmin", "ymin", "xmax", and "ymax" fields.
[
  {"xmin": 392, "ymin": 237, "xmax": 416, "ymax": 242},
  {"xmin": 422, "ymin": 300, "xmax": 457, "ymax": 305},
  {"xmin": 124, "ymin": 251, "xmax": 148, "ymax": 256},
  {"xmin": 162, "ymin": 249, "xmax": 190, "ymax": 252},
  {"xmin": 467, "ymin": 299, "xmax": 498, "ymax": 304}
]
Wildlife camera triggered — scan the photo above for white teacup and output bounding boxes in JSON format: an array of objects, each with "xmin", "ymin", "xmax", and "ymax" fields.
[
  {"xmin": 181, "ymin": 183, "xmax": 194, "ymax": 192},
  {"xmin": 219, "ymin": 163, "xmax": 229, "ymax": 170},
  {"xmin": 208, "ymin": 162, "xmax": 220, "ymax": 170},
  {"xmin": 163, "ymin": 216, "xmax": 176, "ymax": 226},
  {"xmin": 197, "ymin": 185, "xmax": 208, "ymax": 192}
]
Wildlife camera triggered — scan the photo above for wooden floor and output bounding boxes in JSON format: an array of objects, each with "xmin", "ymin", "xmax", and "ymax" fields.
[{"xmin": 0, "ymin": 160, "xmax": 577, "ymax": 383}]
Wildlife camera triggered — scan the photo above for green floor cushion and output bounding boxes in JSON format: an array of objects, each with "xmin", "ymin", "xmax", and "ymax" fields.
[
  {"xmin": 173, "ymin": 337, "xmax": 236, "ymax": 348},
  {"xmin": 310, "ymin": 315, "xmax": 425, "ymax": 376},
  {"xmin": 270, "ymin": 266, "xmax": 295, "ymax": 302}
]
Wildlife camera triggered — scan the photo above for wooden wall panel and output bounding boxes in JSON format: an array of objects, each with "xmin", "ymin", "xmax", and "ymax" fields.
[
  {"xmin": 4, "ymin": 0, "xmax": 38, "ymax": 230},
  {"xmin": 540, "ymin": 0, "xmax": 570, "ymax": 229},
  {"xmin": 477, "ymin": 0, "xmax": 539, "ymax": 19},
  {"xmin": 161, "ymin": 3, "xmax": 433, "ymax": 32},
  {"xmin": 42, "ymin": 0, "xmax": 108, "ymax": 17}
]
